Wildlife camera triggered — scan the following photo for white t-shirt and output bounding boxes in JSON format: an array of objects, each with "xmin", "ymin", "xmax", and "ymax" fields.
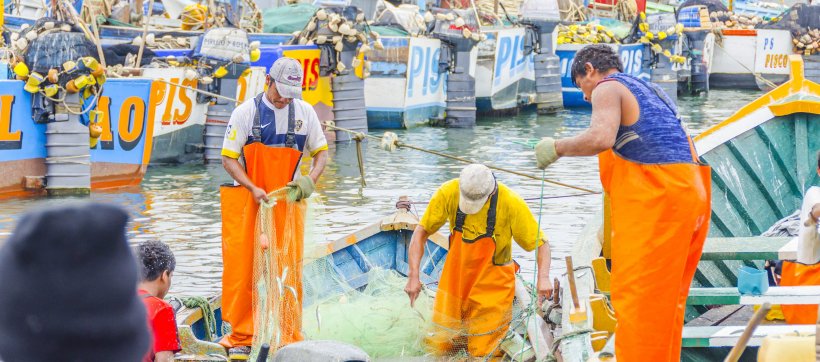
[{"xmin": 221, "ymin": 95, "xmax": 328, "ymax": 159}]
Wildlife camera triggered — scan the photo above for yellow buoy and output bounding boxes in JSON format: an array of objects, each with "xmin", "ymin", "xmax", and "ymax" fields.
[
  {"xmin": 24, "ymin": 72, "xmax": 43, "ymax": 93},
  {"xmin": 13, "ymin": 62, "xmax": 29, "ymax": 78},
  {"xmin": 250, "ymin": 48, "xmax": 261, "ymax": 62},
  {"xmin": 213, "ymin": 66, "xmax": 228, "ymax": 78}
]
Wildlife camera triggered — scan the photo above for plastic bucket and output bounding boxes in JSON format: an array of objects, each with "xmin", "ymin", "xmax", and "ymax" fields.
[{"xmin": 737, "ymin": 266, "xmax": 769, "ymax": 295}]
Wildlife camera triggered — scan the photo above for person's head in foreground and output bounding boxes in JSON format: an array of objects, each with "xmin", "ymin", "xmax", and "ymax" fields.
[
  {"xmin": 137, "ymin": 240, "xmax": 176, "ymax": 300},
  {"xmin": 571, "ymin": 44, "xmax": 624, "ymax": 102},
  {"xmin": 0, "ymin": 203, "xmax": 149, "ymax": 362},
  {"xmin": 459, "ymin": 164, "xmax": 497, "ymax": 215},
  {"xmin": 266, "ymin": 57, "xmax": 303, "ymax": 109}
]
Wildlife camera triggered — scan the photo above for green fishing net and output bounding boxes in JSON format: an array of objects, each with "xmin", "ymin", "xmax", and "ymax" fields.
[{"xmin": 302, "ymin": 268, "xmax": 436, "ymax": 358}]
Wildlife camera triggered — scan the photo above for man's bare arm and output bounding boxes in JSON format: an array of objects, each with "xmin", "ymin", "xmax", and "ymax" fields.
[
  {"xmin": 555, "ymin": 82, "xmax": 623, "ymax": 156},
  {"xmin": 308, "ymin": 150, "xmax": 328, "ymax": 183}
]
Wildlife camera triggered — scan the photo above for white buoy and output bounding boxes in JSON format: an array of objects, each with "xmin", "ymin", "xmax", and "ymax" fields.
[
  {"xmin": 374, "ymin": 39, "xmax": 384, "ymax": 51},
  {"xmin": 145, "ymin": 33, "xmax": 156, "ymax": 46},
  {"xmin": 424, "ymin": 11, "xmax": 434, "ymax": 23},
  {"xmin": 339, "ymin": 23, "xmax": 351, "ymax": 34},
  {"xmin": 356, "ymin": 13, "xmax": 364, "ymax": 22},
  {"xmin": 16, "ymin": 38, "xmax": 28, "ymax": 50},
  {"xmin": 184, "ymin": 68, "xmax": 198, "ymax": 80},
  {"xmin": 132, "ymin": 36, "xmax": 143, "ymax": 46},
  {"xmin": 307, "ymin": 20, "xmax": 317, "ymax": 31},
  {"xmin": 316, "ymin": 9, "xmax": 328, "ymax": 21},
  {"xmin": 454, "ymin": 17, "xmax": 465, "ymax": 28},
  {"xmin": 335, "ymin": 41, "xmax": 344, "ymax": 52},
  {"xmin": 200, "ymin": 76, "xmax": 214, "ymax": 85},
  {"xmin": 446, "ymin": 13, "xmax": 455, "ymax": 21},
  {"xmin": 336, "ymin": 61, "xmax": 346, "ymax": 72},
  {"xmin": 317, "ymin": 35, "xmax": 328, "ymax": 44},
  {"xmin": 60, "ymin": 24, "xmax": 71, "ymax": 32},
  {"xmin": 233, "ymin": 54, "xmax": 245, "ymax": 63},
  {"xmin": 10, "ymin": 32, "xmax": 19, "ymax": 41},
  {"xmin": 359, "ymin": 43, "xmax": 371, "ymax": 55},
  {"xmin": 299, "ymin": 37, "xmax": 308, "ymax": 45},
  {"xmin": 462, "ymin": 28, "xmax": 472, "ymax": 38},
  {"xmin": 332, "ymin": 35, "xmax": 342, "ymax": 44},
  {"xmin": 44, "ymin": 22, "xmax": 55, "ymax": 30}
]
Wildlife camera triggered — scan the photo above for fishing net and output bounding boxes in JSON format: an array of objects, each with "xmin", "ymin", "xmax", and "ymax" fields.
[
  {"xmin": 246, "ymin": 194, "xmax": 548, "ymax": 360},
  {"xmin": 250, "ymin": 197, "xmax": 306, "ymax": 358}
]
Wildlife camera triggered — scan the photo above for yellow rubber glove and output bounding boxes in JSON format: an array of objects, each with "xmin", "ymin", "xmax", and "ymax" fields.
[
  {"xmin": 535, "ymin": 137, "xmax": 560, "ymax": 170},
  {"xmin": 286, "ymin": 175, "xmax": 315, "ymax": 202}
]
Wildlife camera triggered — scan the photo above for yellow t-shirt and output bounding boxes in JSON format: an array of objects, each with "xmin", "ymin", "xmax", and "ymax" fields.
[{"xmin": 420, "ymin": 179, "xmax": 547, "ymax": 265}]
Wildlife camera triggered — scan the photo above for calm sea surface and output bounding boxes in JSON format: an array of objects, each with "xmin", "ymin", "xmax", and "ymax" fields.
[{"xmin": 0, "ymin": 89, "xmax": 762, "ymax": 296}]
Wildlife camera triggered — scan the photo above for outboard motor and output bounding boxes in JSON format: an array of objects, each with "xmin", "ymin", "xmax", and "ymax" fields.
[
  {"xmin": 429, "ymin": 8, "xmax": 481, "ymax": 128},
  {"xmin": 678, "ymin": 4, "xmax": 716, "ymax": 95},
  {"xmin": 520, "ymin": 0, "xmax": 563, "ymax": 114},
  {"xmin": 17, "ymin": 19, "xmax": 102, "ymax": 195}
]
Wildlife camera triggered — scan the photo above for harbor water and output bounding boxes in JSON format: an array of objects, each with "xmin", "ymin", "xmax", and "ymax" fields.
[{"xmin": 0, "ymin": 89, "xmax": 762, "ymax": 297}]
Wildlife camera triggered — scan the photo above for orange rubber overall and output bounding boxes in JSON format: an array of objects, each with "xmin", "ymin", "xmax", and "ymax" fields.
[
  {"xmin": 780, "ymin": 261, "xmax": 820, "ymax": 324},
  {"xmin": 599, "ymin": 140, "xmax": 711, "ymax": 361},
  {"xmin": 428, "ymin": 193, "xmax": 516, "ymax": 357},
  {"xmin": 219, "ymin": 142, "xmax": 303, "ymax": 347}
]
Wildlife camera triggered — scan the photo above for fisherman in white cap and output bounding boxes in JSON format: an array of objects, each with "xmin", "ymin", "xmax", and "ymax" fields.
[
  {"xmin": 404, "ymin": 164, "xmax": 553, "ymax": 358},
  {"xmin": 219, "ymin": 57, "xmax": 328, "ymax": 359}
]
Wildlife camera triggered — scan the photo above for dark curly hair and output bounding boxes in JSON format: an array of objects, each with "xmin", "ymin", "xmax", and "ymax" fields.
[
  {"xmin": 137, "ymin": 240, "xmax": 176, "ymax": 282},
  {"xmin": 570, "ymin": 44, "xmax": 624, "ymax": 87}
]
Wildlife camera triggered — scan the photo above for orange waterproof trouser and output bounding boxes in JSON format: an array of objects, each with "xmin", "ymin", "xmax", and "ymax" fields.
[
  {"xmin": 428, "ymin": 230, "xmax": 515, "ymax": 358},
  {"xmin": 780, "ymin": 261, "xmax": 820, "ymax": 324},
  {"xmin": 220, "ymin": 142, "xmax": 304, "ymax": 347},
  {"xmin": 599, "ymin": 149, "xmax": 711, "ymax": 361}
]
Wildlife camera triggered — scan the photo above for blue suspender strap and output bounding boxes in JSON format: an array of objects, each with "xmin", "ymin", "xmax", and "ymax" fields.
[
  {"xmin": 285, "ymin": 102, "xmax": 296, "ymax": 149},
  {"xmin": 251, "ymin": 93, "xmax": 264, "ymax": 143}
]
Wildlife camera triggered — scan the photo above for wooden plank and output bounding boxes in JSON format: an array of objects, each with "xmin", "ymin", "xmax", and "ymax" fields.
[
  {"xmin": 682, "ymin": 325, "xmax": 816, "ymax": 347},
  {"xmin": 700, "ymin": 236, "xmax": 792, "ymax": 261},
  {"xmin": 688, "ymin": 286, "xmax": 820, "ymax": 305}
]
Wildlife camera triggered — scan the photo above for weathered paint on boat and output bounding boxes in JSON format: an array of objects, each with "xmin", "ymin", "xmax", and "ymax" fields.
[
  {"xmin": 556, "ymin": 43, "xmax": 650, "ymax": 107},
  {"xmin": 174, "ymin": 208, "xmax": 448, "ymax": 356},
  {"xmin": 710, "ymin": 29, "xmax": 796, "ymax": 90},
  {"xmin": 366, "ymin": 37, "xmax": 447, "ymax": 129},
  {"xmin": 0, "ymin": 76, "xmax": 156, "ymax": 197},
  {"xmin": 140, "ymin": 66, "xmax": 266, "ymax": 164},
  {"xmin": 475, "ymin": 27, "xmax": 534, "ymax": 113},
  {"xmin": 678, "ymin": 55, "xmax": 819, "ymax": 360}
]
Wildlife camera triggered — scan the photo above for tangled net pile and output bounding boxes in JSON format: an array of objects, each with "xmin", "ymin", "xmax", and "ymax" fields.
[{"xmin": 246, "ymin": 196, "xmax": 545, "ymax": 360}]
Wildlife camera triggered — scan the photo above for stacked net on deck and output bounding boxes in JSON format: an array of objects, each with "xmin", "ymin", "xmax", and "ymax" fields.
[{"xmin": 247, "ymin": 197, "xmax": 544, "ymax": 360}]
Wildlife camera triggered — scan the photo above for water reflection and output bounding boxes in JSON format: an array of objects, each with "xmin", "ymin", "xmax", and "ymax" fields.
[{"xmin": 0, "ymin": 89, "xmax": 763, "ymax": 296}]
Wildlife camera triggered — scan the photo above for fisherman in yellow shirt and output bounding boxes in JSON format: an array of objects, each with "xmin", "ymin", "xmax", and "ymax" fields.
[{"xmin": 404, "ymin": 163, "xmax": 553, "ymax": 358}]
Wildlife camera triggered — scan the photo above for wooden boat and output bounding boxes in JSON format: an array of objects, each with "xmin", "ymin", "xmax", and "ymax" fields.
[
  {"xmin": 475, "ymin": 26, "xmax": 536, "ymax": 114},
  {"xmin": 555, "ymin": 54, "xmax": 820, "ymax": 361},
  {"xmin": 0, "ymin": 63, "xmax": 156, "ymax": 197},
  {"xmin": 556, "ymin": 42, "xmax": 650, "ymax": 108},
  {"xmin": 365, "ymin": 35, "xmax": 448, "ymax": 129},
  {"xmin": 172, "ymin": 205, "xmax": 449, "ymax": 360}
]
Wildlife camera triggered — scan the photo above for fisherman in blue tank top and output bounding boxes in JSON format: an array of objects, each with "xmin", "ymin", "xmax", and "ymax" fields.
[{"xmin": 533, "ymin": 44, "xmax": 712, "ymax": 361}]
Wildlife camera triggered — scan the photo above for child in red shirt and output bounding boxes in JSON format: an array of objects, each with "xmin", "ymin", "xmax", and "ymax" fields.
[{"xmin": 137, "ymin": 240, "xmax": 181, "ymax": 362}]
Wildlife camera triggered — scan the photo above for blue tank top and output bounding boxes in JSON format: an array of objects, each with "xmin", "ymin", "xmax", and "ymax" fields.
[{"xmin": 602, "ymin": 73, "xmax": 694, "ymax": 164}]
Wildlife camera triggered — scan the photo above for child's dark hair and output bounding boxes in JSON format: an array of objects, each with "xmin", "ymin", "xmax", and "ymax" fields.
[
  {"xmin": 570, "ymin": 44, "xmax": 624, "ymax": 86},
  {"xmin": 137, "ymin": 240, "xmax": 176, "ymax": 282}
]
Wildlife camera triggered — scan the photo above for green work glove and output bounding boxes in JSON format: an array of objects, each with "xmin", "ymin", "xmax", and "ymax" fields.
[
  {"xmin": 286, "ymin": 175, "xmax": 315, "ymax": 202},
  {"xmin": 535, "ymin": 137, "xmax": 560, "ymax": 170}
]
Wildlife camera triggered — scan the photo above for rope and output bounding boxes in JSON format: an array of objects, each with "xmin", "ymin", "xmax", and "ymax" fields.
[
  {"xmin": 713, "ymin": 38, "xmax": 779, "ymax": 89},
  {"xmin": 325, "ymin": 123, "xmax": 600, "ymax": 194},
  {"xmin": 181, "ymin": 296, "xmax": 218, "ymax": 341},
  {"xmin": 154, "ymin": 78, "xmax": 239, "ymax": 103}
]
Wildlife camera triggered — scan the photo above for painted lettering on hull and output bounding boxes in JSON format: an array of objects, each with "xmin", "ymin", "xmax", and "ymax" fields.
[{"xmin": 0, "ymin": 95, "xmax": 22, "ymax": 150}]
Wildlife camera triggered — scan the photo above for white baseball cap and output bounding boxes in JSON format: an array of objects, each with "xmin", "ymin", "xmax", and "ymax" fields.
[
  {"xmin": 459, "ymin": 164, "xmax": 496, "ymax": 215},
  {"xmin": 269, "ymin": 57, "xmax": 303, "ymax": 99}
]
